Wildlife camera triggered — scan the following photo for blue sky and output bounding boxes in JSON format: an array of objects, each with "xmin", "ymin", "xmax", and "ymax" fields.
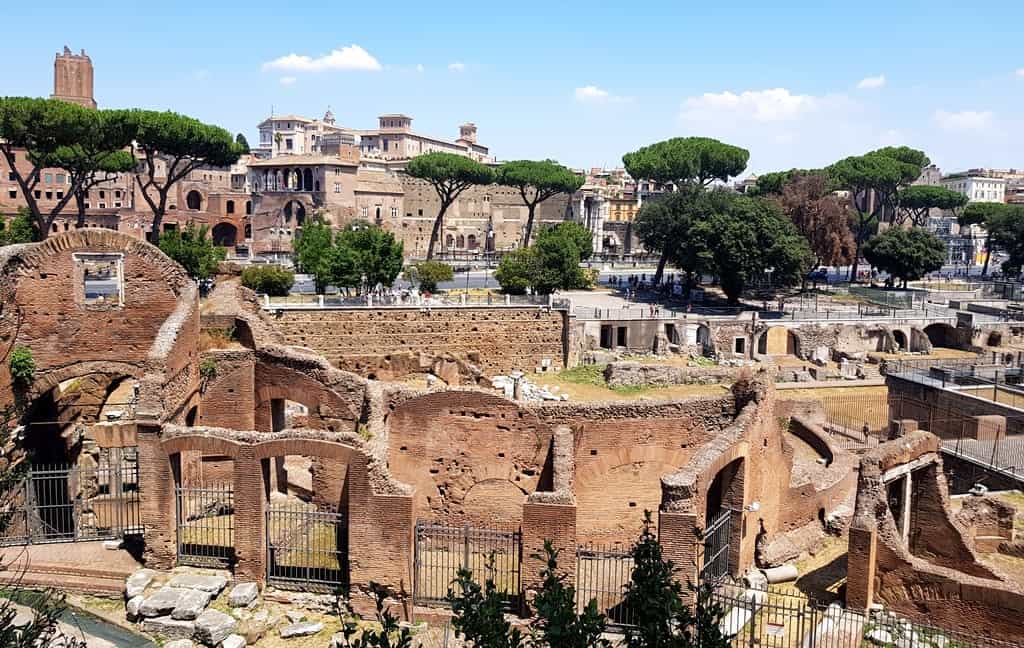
[{"xmin": 2, "ymin": 0, "xmax": 1022, "ymax": 175}]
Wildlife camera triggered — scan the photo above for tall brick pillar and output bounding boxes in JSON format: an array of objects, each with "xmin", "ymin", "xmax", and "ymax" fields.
[
  {"xmin": 658, "ymin": 510, "xmax": 699, "ymax": 604},
  {"xmin": 232, "ymin": 445, "xmax": 266, "ymax": 582},
  {"xmin": 521, "ymin": 500, "xmax": 577, "ymax": 594},
  {"xmin": 846, "ymin": 526, "xmax": 877, "ymax": 609},
  {"xmin": 138, "ymin": 421, "xmax": 176, "ymax": 568}
]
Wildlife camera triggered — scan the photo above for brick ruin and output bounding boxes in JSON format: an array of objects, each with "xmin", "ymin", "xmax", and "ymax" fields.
[
  {"xmin": 6, "ymin": 232, "xmax": 1024, "ymax": 635},
  {"xmin": 846, "ymin": 431, "xmax": 1024, "ymax": 642}
]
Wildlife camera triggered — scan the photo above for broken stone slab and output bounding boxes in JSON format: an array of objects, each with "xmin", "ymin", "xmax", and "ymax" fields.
[
  {"xmin": 221, "ymin": 635, "xmax": 246, "ymax": 648},
  {"xmin": 280, "ymin": 621, "xmax": 324, "ymax": 638},
  {"xmin": 141, "ymin": 616, "xmax": 195, "ymax": 641},
  {"xmin": 285, "ymin": 610, "xmax": 305, "ymax": 624},
  {"xmin": 125, "ymin": 568, "xmax": 156, "ymax": 599},
  {"xmin": 168, "ymin": 574, "xmax": 229, "ymax": 595},
  {"xmin": 125, "ymin": 595, "xmax": 144, "ymax": 622},
  {"xmin": 228, "ymin": 582, "xmax": 259, "ymax": 608},
  {"xmin": 164, "ymin": 641, "xmax": 194, "ymax": 648},
  {"xmin": 139, "ymin": 587, "xmax": 191, "ymax": 618},
  {"xmin": 171, "ymin": 588, "xmax": 212, "ymax": 620},
  {"xmin": 194, "ymin": 608, "xmax": 237, "ymax": 646},
  {"xmin": 866, "ymin": 629, "xmax": 894, "ymax": 645}
]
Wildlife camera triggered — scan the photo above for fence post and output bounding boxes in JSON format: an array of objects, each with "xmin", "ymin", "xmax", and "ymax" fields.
[
  {"xmin": 463, "ymin": 524, "xmax": 471, "ymax": 573},
  {"xmin": 747, "ymin": 592, "xmax": 758, "ymax": 648}
]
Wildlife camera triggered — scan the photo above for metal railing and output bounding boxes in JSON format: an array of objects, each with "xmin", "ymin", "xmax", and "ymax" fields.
[
  {"xmin": 575, "ymin": 543, "xmax": 635, "ymax": 627},
  {"xmin": 413, "ymin": 521, "xmax": 522, "ymax": 607},
  {"xmin": 700, "ymin": 510, "xmax": 732, "ymax": 583},
  {"xmin": 264, "ymin": 293, "xmax": 567, "ymax": 310},
  {"xmin": 0, "ymin": 454, "xmax": 141, "ymax": 546},
  {"xmin": 267, "ymin": 501, "xmax": 348, "ymax": 591},
  {"xmin": 175, "ymin": 483, "xmax": 235, "ymax": 568}
]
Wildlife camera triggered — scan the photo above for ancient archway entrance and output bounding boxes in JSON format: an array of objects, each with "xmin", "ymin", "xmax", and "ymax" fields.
[
  {"xmin": 186, "ymin": 190, "xmax": 203, "ymax": 211},
  {"xmin": 924, "ymin": 323, "xmax": 959, "ymax": 349},
  {"xmin": 893, "ymin": 329, "xmax": 908, "ymax": 351},
  {"xmin": 211, "ymin": 222, "xmax": 238, "ymax": 247},
  {"xmin": 701, "ymin": 457, "xmax": 745, "ymax": 581}
]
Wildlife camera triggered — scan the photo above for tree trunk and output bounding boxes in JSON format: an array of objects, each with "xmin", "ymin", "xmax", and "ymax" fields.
[
  {"xmin": 426, "ymin": 207, "xmax": 445, "ymax": 261},
  {"xmin": 653, "ymin": 249, "xmax": 669, "ymax": 285},
  {"xmin": 75, "ymin": 192, "xmax": 87, "ymax": 229},
  {"xmin": 849, "ymin": 238, "xmax": 861, "ymax": 283},
  {"xmin": 522, "ymin": 204, "xmax": 537, "ymax": 248}
]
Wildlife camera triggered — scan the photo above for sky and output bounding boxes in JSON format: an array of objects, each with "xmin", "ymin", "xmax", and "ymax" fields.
[{"xmin": 1, "ymin": 1, "xmax": 1023, "ymax": 176}]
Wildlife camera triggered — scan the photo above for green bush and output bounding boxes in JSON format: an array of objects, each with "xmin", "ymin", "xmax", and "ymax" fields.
[
  {"xmin": 8, "ymin": 346, "xmax": 36, "ymax": 387},
  {"xmin": 157, "ymin": 222, "xmax": 226, "ymax": 280},
  {"xmin": 241, "ymin": 265, "xmax": 294, "ymax": 296},
  {"xmin": 403, "ymin": 260, "xmax": 454, "ymax": 293}
]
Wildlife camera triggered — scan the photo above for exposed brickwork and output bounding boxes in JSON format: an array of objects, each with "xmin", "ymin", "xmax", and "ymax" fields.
[{"xmin": 265, "ymin": 307, "xmax": 567, "ymax": 377}]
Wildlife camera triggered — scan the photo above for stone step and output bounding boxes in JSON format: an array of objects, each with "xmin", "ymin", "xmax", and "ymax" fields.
[{"xmin": 0, "ymin": 570, "xmax": 124, "ymax": 596}]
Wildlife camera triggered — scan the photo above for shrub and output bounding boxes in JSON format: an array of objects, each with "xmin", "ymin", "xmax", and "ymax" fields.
[
  {"xmin": 199, "ymin": 357, "xmax": 218, "ymax": 382},
  {"xmin": 8, "ymin": 346, "xmax": 35, "ymax": 387},
  {"xmin": 241, "ymin": 265, "xmax": 294, "ymax": 296},
  {"xmin": 403, "ymin": 260, "xmax": 454, "ymax": 293}
]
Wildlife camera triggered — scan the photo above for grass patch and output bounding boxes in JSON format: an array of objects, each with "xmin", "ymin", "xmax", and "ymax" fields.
[{"xmin": 557, "ymin": 364, "xmax": 607, "ymax": 386}]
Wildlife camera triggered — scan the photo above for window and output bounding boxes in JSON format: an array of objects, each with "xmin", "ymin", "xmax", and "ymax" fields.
[
  {"xmin": 733, "ymin": 337, "xmax": 746, "ymax": 355},
  {"xmin": 285, "ymin": 138, "xmax": 293, "ymax": 150},
  {"xmin": 361, "ymin": 206, "xmax": 368, "ymax": 218},
  {"xmin": 34, "ymin": 190, "xmax": 41, "ymax": 199},
  {"xmin": 226, "ymin": 200, "xmax": 235, "ymax": 214},
  {"xmin": 114, "ymin": 202, "xmax": 121, "ymax": 208},
  {"xmin": 76, "ymin": 253, "xmax": 124, "ymax": 306},
  {"xmin": 44, "ymin": 173, "xmax": 52, "ymax": 183},
  {"xmin": 56, "ymin": 173, "xmax": 65, "ymax": 184},
  {"xmin": 391, "ymin": 206, "xmax": 398, "ymax": 219},
  {"xmin": 56, "ymin": 191, "xmax": 63, "ymax": 200},
  {"xmin": 45, "ymin": 191, "xmax": 52, "ymax": 200},
  {"xmin": 334, "ymin": 183, "xmax": 341, "ymax": 193},
  {"xmin": 6, "ymin": 172, "xmax": 13, "ymax": 181},
  {"xmin": 99, "ymin": 190, "xmax": 105, "ymax": 199},
  {"xmin": 98, "ymin": 203, "xmax": 106, "ymax": 209},
  {"xmin": 115, "ymin": 191, "xmax": 121, "ymax": 198},
  {"xmin": 8, "ymin": 190, "xmax": 16, "ymax": 199}
]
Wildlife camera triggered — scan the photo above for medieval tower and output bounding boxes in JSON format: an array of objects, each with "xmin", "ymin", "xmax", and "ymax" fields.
[{"xmin": 51, "ymin": 46, "xmax": 96, "ymax": 109}]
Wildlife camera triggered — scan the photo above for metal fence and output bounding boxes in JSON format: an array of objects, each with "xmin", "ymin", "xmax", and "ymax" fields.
[
  {"xmin": 847, "ymin": 286, "xmax": 915, "ymax": 309},
  {"xmin": 175, "ymin": 483, "xmax": 235, "ymax": 568},
  {"xmin": 0, "ymin": 453, "xmax": 140, "ymax": 546},
  {"xmin": 267, "ymin": 501, "xmax": 348, "ymax": 591},
  {"xmin": 413, "ymin": 521, "xmax": 522, "ymax": 607},
  {"xmin": 709, "ymin": 580, "xmax": 1019, "ymax": 648},
  {"xmin": 575, "ymin": 543, "xmax": 635, "ymax": 627},
  {"xmin": 700, "ymin": 510, "xmax": 732, "ymax": 583}
]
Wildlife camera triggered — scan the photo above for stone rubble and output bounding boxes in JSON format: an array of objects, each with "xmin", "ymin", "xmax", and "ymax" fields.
[
  {"xmin": 193, "ymin": 608, "xmax": 237, "ymax": 646},
  {"xmin": 227, "ymin": 582, "xmax": 259, "ymax": 607},
  {"xmin": 168, "ymin": 573, "xmax": 229, "ymax": 595},
  {"xmin": 220, "ymin": 635, "xmax": 246, "ymax": 648},
  {"xmin": 280, "ymin": 620, "xmax": 325, "ymax": 638},
  {"xmin": 141, "ymin": 616, "xmax": 196, "ymax": 641},
  {"xmin": 124, "ymin": 568, "xmax": 156, "ymax": 599},
  {"xmin": 139, "ymin": 587, "xmax": 190, "ymax": 618},
  {"xmin": 170, "ymin": 588, "xmax": 213, "ymax": 621}
]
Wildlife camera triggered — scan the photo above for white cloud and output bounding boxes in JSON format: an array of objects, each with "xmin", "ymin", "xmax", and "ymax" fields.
[
  {"xmin": 1017, "ymin": 68, "xmax": 1024, "ymax": 78},
  {"xmin": 262, "ymin": 45, "xmax": 382, "ymax": 72},
  {"xmin": 933, "ymin": 109, "xmax": 994, "ymax": 131},
  {"xmin": 416, "ymin": 63, "xmax": 425, "ymax": 73},
  {"xmin": 448, "ymin": 62, "xmax": 466, "ymax": 72},
  {"xmin": 279, "ymin": 76, "xmax": 297, "ymax": 86},
  {"xmin": 680, "ymin": 88, "xmax": 817, "ymax": 122},
  {"xmin": 574, "ymin": 85, "xmax": 631, "ymax": 104},
  {"xmin": 857, "ymin": 74, "xmax": 886, "ymax": 89}
]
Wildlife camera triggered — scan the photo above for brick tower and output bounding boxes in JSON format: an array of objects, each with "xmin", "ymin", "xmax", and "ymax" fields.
[{"xmin": 51, "ymin": 46, "xmax": 96, "ymax": 109}]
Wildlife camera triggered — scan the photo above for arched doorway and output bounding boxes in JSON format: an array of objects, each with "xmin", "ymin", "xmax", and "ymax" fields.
[
  {"xmin": 893, "ymin": 330, "xmax": 908, "ymax": 351},
  {"xmin": 302, "ymin": 168, "xmax": 314, "ymax": 191},
  {"xmin": 924, "ymin": 323, "xmax": 959, "ymax": 350},
  {"xmin": 226, "ymin": 200, "xmax": 235, "ymax": 215},
  {"xmin": 702, "ymin": 457, "xmax": 745, "ymax": 581},
  {"xmin": 696, "ymin": 325, "xmax": 713, "ymax": 356},
  {"xmin": 757, "ymin": 327, "xmax": 788, "ymax": 355},
  {"xmin": 186, "ymin": 190, "xmax": 203, "ymax": 211},
  {"xmin": 212, "ymin": 222, "xmax": 238, "ymax": 247},
  {"xmin": 283, "ymin": 201, "xmax": 306, "ymax": 225},
  {"xmin": 467, "ymin": 234, "xmax": 477, "ymax": 250}
]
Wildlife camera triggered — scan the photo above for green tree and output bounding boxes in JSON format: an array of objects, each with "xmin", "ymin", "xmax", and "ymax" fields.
[
  {"xmin": 157, "ymin": 222, "xmax": 226, "ymax": 280},
  {"xmin": 634, "ymin": 192, "xmax": 702, "ymax": 291},
  {"xmin": 335, "ymin": 224, "xmax": 404, "ymax": 292},
  {"xmin": 447, "ymin": 557, "xmax": 525, "ymax": 648},
  {"xmin": 773, "ymin": 172, "xmax": 855, "ymax": 270},
  {"xmin": 531, "ymin": 541, "xmax": 610, "ymax": 648},
  {"xmin": 0, "ymin": 97, "xmax": 96, "ymax": 236},
  {"xmin": 751, "ymin": 168, "xmax": 820, "ymax": 196},
  {"xmin": 827, "ymin": 146, "xmax": 929, "ymax": 281},
  {"xmin": 402, "ymin": 260, "xmax": 454, "ymax": 293},
  {"xmin": 897, "ymin": 185, "xmax": 968, "ymax": 227},
  {"xmin": 126, "ymin": 109, "xmax": 242, "ymax": 240},
  {"xmin": 235, "ymin": 133, "xmax": 250, "ymax": 153},
  {"xmin": 240, "ymin": 265, "xmax": 294, "ymax": 296},
  {"xmin": 958, "ymin": 202, "xmax": 1014, "ymax": 277},
  {"xmin": 862, "ymin": 227, "xmax": 946, "ymax": 288},
  {"xmin": 406, "ymin": 152, "xmax": 495, "ymax": 260},
  {"xmin": 293, "ymin": 217, "xmax": 336, "ymax": 293},
  {"xmin": 692, "ymin": 192, "xmax": 811, "ymax": 303},
  {"xmin": 623, "ymin": 512, "xmax": 728, "ymax": 648},
  {"xmin": 623, "ymin": 137, "xmax": 749, "ymax": 283},
  {"xmin": 494, "ymin": 248, "xmax": 539, "ymax": 295},
  {"xmin": 0, "ymin": 208, "xmax": 37, "ymax": 246},
  {"xmin": 988, "ymin": 206, "xmax": 1024, "ymax": 277},
  {"xmin": 539, "ymin": 221, "xmax": 593, "ymax": 261},
  {"xmin": 496, "ymin": 160, "xmax": 584, "ymax": 247},
  {"xmin": 46, "ymin": 108, "xmax": 136, "ymax": 229}
]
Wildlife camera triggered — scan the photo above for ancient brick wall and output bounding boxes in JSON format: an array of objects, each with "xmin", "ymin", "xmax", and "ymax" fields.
[
  {"xmin": 888, "ymin": 374, "xmax": 1024, "ymax": 437},
  {"xmin": 266, "ymin": 307, "xmax": 567, "ymax": 377},
  {"xmin": 198, "ymin": 350, "xmax": 255, "ymax": 430}
]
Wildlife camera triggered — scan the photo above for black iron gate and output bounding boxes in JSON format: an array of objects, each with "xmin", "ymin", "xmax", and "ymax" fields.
[
  {"xmin": 700, "ymin": 509, "xmax": 732, "ymax": 583},
  {"xmin": 576, "ymin": 543, "xmax": 635, "ymax": 627},
  {"xmin": 413, "ymin": 521, "xmax": 521, "ymax": 606},
  {"xmin": 175, "ymin": 483, "xmax": 235, "ymax": 568},
  {"xmin": 267, "ymin": 501, "xmax": 348, "ymax": 591},
  {"xmin": 0, "ymin": 452, "xmax": 141, "ymax": 546}
]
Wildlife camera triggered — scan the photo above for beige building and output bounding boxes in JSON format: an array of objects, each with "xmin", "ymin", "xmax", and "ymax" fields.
[
  {"xmin": 253, "ymin": 110, "xmax": 356, "ymax": 159},
  {"xmin": 356, "ymin": 115, "xmax": 491, "ymax": 168}
]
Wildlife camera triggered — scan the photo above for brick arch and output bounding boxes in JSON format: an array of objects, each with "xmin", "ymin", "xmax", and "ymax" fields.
[
  {"xmin": 0, "ymin": 229, "xmax": 191, "ymax": 296},
  {"xmin": 161, "ymin": 434, "xmax": 243, "ymax": 459},
  {"xmin": 255, "ymin": 364, "xmax": 359, "ymax": 425},
  {"xmin": 27, "ymin": 361, "xmax": 145, "ymax": 400},
  {"xmin": 461, "ymin": 478, "xmax": 527, "ymax": 528},
  {"xmin": 252, "ymin": 437, "xmax": 359, "ymax": 462}
]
